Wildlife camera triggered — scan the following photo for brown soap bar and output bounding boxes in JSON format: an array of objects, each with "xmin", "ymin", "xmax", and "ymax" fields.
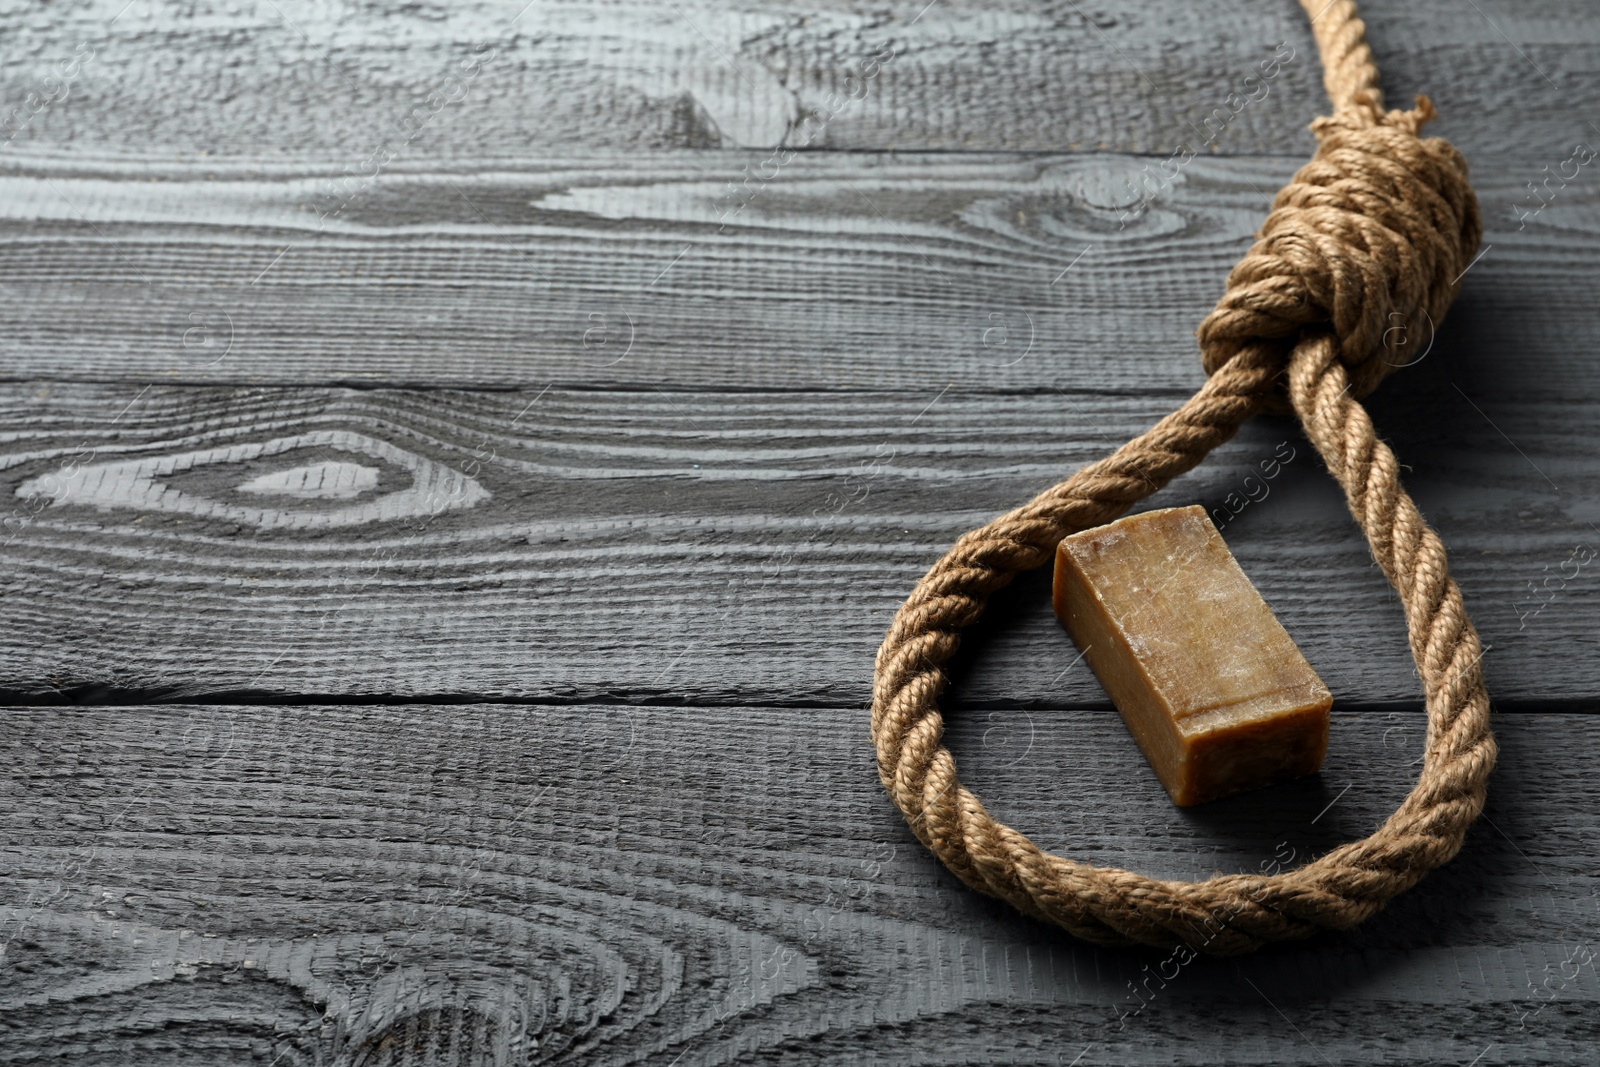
[{"xmin": 1053, "ymin": 505, "xmax": 1331, "ymax": 806}]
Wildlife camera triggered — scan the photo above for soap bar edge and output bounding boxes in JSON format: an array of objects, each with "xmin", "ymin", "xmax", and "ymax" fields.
[
  {"xmin": 1053, "ymin": 533, "xmax": 1191, "ymax": 801},
  {"xmin": 1051, "ymin": 505, "xmax": 1334, "ymax": 807}
]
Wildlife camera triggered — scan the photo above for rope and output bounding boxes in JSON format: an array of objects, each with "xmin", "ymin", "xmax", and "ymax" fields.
[{"xmin": 869, "ymin": 0, "xmax": 1495, "ymax": 954}]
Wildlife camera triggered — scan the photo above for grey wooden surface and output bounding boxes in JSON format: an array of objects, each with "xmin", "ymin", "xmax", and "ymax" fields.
[{"xmin": 2, "ymin": 1, "xmax": 1598, "ymax": 1064}]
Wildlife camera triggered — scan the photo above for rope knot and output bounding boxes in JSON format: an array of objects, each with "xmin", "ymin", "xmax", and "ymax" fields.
[
  {"xmin": 1197, "ymin": 94, "xmax": 1482, "ymax": 405},
  {"xmin": 873, "ymin": 0, "xmax": 1496, "ymax": 955}
]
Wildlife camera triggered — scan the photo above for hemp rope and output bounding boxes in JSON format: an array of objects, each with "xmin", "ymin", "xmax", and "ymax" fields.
[{"xmin": 869, "ymin": 0, "xmax": 1496, "ymax": 955}]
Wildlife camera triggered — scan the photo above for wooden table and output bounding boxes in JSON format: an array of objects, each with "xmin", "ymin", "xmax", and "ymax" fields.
[{"xmin": 4, "ymin": 1, "xmax": 1597, "ymax": 1063}]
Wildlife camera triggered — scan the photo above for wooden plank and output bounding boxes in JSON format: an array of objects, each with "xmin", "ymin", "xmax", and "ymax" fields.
[
  {"xmin": 0, "ymin": 152, "xmax": 1592, "ymax": 395},
  {"xmin": 2, "ymin": 2, "xmax": 1595, "ymax": 1063},
  {"xmin": 0, "ymin": 1, "xmax": 1591, "ymax": 159},
  {"xmin": 0, "ymin": 384, "xmax": 1594, "ymax": 706},
  {"xmin": 2, "ymin": 703, "xmax": 1596, "ymax": 1064}
]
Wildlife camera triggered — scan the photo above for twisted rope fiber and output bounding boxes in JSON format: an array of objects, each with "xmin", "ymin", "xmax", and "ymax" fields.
[{"xmin": 869, "ymin": 0, "xmax": 1496, "ymax": 954}]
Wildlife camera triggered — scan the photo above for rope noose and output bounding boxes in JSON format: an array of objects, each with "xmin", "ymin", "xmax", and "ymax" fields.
[{"xmin": 869, "ymin": 0, "xmax": 1495, "ymax": 954}]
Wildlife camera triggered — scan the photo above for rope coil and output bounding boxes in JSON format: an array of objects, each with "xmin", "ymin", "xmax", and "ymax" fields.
[{"xmin": 869, "ymin": 0, "xmax": 1495, "ymax": 955}]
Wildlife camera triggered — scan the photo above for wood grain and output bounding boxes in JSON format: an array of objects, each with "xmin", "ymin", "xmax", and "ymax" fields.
[
  {"xmin": 3, "ymin": 703, "xmax": 1596, "ymax": 1065},
  {"xmin": 0, "ymin": 153, "xmax": 1592, "ymax": 395},
  {"xmin": 4, "ymin": 1, "xmax": 1598, "ymax": 1061},
  {"xmin": 0, "ymin": 384, "xmax": 1594, "ymax": 707},
  {"xmin": 0, "ymin": 1, "xmax": 1591, "ymax": 159}
]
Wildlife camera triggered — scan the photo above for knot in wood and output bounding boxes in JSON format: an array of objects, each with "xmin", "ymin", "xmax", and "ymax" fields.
[{"xmin": 1196, "ymin": 93, "xmax": 1482, "ymax": 409}]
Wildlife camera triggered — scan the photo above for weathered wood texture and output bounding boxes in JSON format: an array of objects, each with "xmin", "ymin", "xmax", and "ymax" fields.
[
  {"xmin": 3, "ymin": 704, "xmax": 1597, "ymax": 1066},
  {"xmin": 4, "ymin": 0, "xmax": 1600, "ymax": 1063},
  {"xmin": 0, "ymin": 154, "xmax": 1593, "ymax": 394},
  {"xmin": 0, "ymin": 0, "xmax": 1593, "ymax": 159},
  {"xmin": 0, "ymin": 384, "xmax": 1594, "ymax": 707}
]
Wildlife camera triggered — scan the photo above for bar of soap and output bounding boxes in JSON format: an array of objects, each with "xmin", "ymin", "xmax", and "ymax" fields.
[{"xmin": 1052, "ymin": 505, "xmax": 1331, "ymax": 806}]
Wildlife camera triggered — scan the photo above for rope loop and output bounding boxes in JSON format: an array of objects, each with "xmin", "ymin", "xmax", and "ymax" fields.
[{"xmin": 868, "ymin": 0, "xmax": 1495, "ymax": 954}]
